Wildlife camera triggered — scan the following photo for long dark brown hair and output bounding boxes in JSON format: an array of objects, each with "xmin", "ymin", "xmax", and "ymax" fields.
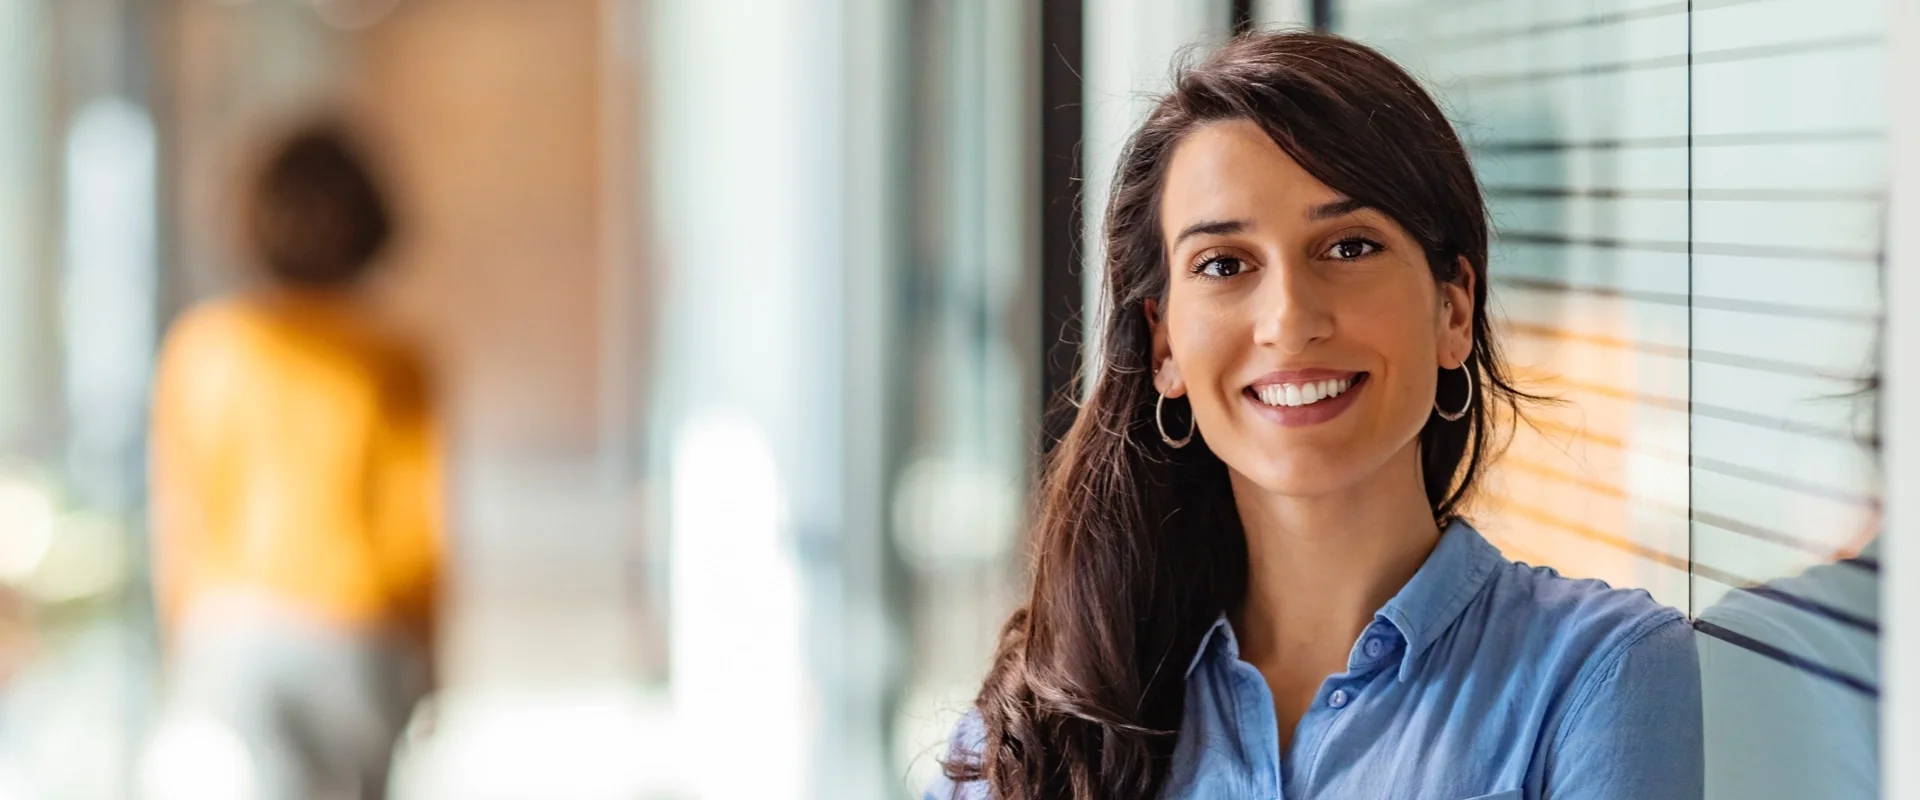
[{"xmin": 945, "ymin": 31, "xmax": 1536, "ymax": 799}]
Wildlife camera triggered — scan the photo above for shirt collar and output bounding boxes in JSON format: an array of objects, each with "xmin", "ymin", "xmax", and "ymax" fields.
[
  {"xmin": 1377, "ymin": 518, "xmax": 1504, "ymax": 680},
  {"xmin": 1183, "ymin": 519, "xmax": 1505, "ymax": 682},
  {"xmin": 1185, "ymin": 614, "xmax": 1238, "ymax": 679}
]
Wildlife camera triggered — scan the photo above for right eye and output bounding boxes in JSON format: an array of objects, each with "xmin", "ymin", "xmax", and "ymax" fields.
[{"xmin": 1193, "ymin": 255, "xmax": 1246, "ymax": 279}]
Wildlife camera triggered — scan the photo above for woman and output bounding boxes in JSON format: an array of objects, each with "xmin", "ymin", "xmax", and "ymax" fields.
[
  {"xmin": 928, "ymin": 31, "xmax": 1701, "ymax": 800},
  {"xmin": 150, "ymin": 122, "xmax": 439, "ymax": 800}
]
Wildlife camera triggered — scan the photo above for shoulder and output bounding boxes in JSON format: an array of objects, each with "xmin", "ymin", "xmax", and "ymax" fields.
[
  {"xmin": 922, "ymin": 710, "xmax": 988, "ymax": 800},
  {"xmin": 1480, "ymin": 562, "xmax": 1698, "ymax": 742},
  {"xmin": 155, "ymin": 298, "xmax": 275, "ymax": 396},
  {"xmin": 1482, "ymin": 558, "xmax": 1689, "ymax": 661},
  {"xmin": 162, "ymin": 297, "xmax": 256, "ymax": 354},
  {"xmin": 1511, "ymin": 569, "xmax": 1703, "ymax": 794},
  {"xmin": 1466, "ymin": 559, "xmax": 1696, "ymax": 724}
]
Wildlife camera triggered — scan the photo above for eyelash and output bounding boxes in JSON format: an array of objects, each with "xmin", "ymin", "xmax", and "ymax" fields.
[
  {"xmin": 1326, "ymin": 236, "xmax": 1384, "ymax": 260},
  {"xmin": 1186, "ymin": 237, "xmax": 1386, "ymax": 280},
  {"xmin": 1189, "ymin": 253, "xmax": 1245, "ymax": 279}
]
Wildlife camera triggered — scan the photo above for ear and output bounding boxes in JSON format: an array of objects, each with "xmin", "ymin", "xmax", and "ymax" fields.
[
  {"xmin": 1438, "ymin": 256, "xmax": 1476, "ymax": 369},
  {"xmin": 1144, "ymin": 298, "xmax": 1186, "ymax": 398}
]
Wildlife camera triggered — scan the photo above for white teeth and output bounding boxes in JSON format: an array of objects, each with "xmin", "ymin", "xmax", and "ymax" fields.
[{"xmin": 1254, "ymin": 376, "xmax": 1355, "ymax": 408}]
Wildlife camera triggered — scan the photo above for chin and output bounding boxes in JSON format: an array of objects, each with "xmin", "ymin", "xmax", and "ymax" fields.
[{"xmin": 1227, "ymin": 452, "xmax": 1370, "ymax": 499}]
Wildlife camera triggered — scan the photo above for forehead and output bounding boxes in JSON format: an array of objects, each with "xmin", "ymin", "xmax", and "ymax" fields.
[{"xmin": 1159, "ymin": 119, "xmax": 1345, "ymax": 232}]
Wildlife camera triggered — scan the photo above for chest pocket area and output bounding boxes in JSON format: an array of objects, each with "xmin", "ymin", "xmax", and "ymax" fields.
[{"xmin": 1459, "ymin": 792, "xmax": 1523, "ymax": 800}]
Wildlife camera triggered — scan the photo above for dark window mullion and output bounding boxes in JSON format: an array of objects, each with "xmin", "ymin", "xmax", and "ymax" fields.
[{"xmin": 1039, "ymin": 0, "xmax": 1084, "ymax": 454}]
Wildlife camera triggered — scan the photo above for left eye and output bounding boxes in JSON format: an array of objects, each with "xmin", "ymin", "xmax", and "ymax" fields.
[{"xmin": 1326, "ymin": 239, "xmax": 1380, "ymax": 260}]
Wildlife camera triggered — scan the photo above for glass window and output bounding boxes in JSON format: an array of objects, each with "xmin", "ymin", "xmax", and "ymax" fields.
[{"xmin": 1332, "ymin": 1, "xmax": 1887, "ymax": 795}]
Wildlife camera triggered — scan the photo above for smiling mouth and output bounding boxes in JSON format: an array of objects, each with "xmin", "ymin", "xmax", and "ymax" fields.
[{"xmin": 1246, "ymin": 372, "xmax": 1368, "ymax": 408}]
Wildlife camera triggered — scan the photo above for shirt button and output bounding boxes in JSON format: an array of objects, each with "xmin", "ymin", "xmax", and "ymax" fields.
[
  {"xmin": 1363, "ymin": 637, "xmax": 1387, "ymax": 659},
  {"xmin": 1329, "ymin": 688, "xmax": 1350, "ymax": 709}
]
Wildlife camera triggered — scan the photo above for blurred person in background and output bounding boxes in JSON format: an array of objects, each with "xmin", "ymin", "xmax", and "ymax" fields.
[
  {"xmin": 929, "ymin": 32, "xmax": 1700, "ymax": 800},
  {"xmin": 148, "ymin": 121, "xmax": 439, "ymax": 800}
]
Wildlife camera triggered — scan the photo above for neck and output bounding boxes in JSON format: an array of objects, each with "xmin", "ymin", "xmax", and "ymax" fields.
[{"xmin": 1230, "ymin": 441, "xmax": 1441, "ymax": 667}]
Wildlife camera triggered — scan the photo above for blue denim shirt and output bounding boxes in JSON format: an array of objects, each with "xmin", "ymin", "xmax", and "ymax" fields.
[{"xmin": 926, "ymin": 520, "xmax": 1703, "ymax": 799}]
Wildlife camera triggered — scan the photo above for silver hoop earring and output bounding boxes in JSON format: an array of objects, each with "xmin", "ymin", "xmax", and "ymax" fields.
[
  {"xmin": 1156, "ymin": 391, "xmax": 1195, "ymax": 448},
  {"xmin": 1435, "ymin": 349, "xmax": 1476, "ymax": 423}
]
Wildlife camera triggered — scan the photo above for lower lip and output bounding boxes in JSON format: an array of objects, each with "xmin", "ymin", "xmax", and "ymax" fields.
[{"xmin": 1244, "ymin": 373, "xmax": 1367, "ymax": 428}]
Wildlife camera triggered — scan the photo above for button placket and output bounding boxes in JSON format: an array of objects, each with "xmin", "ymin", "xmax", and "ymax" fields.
[
  {"xmin": 1226, "ymin": 660, "xmax": 1284, "ymax": 799},
  {"xmin": 1292, "ymin": 678, "xmax": 1363, "ymax": 794}
]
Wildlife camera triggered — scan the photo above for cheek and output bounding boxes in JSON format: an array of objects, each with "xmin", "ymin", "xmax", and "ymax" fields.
[
  {"xmin": 1343, "ymin": 284, "xmax": 1443, "ymax": 414},
  {"xmin": 1345, "ymin": 267, "xmax": 1442, "ymax": 347},
  {"xmin": 1167, "ymin": 301, "xmax": 1245, "ymax": 396},
  {"xmin": 1365, "ymin": 309, "xmax": 1439, "ymax": 365}
]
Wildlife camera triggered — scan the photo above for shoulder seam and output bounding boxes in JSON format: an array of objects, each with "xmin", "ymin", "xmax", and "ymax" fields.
[{"xmin": 1546, "ymin": 609, "xmax": 1688, "ymax": 762}]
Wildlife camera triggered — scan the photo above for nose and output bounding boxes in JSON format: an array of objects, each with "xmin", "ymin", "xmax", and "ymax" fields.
[{"xmin": 1250, "ymin": 258, "xmax": 1335, "ymax": 354}]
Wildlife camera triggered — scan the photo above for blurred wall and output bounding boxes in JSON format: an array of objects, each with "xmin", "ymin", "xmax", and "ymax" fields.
[
  {"xmin": 353, "ymin": 0, "xmax": 610, "ymax": 455},
  {"xmin": 349, "ymin": 0, "xmax": 650, "ymax": 694}
]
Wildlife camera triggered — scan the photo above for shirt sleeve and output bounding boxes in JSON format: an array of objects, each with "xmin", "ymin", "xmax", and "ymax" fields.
[
  {"xmin": 922, "ymin": 711, "xmax": 989, "ymax": 800},
  {"xmin": 1544, "ymin": 615, "xmax": 1704, "ymax": 800}
]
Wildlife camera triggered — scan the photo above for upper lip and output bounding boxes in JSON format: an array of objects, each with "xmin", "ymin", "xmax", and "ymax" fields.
[{"xmin": 1247, "ymin": 368, "xmax": 1363, "ymax": 389}]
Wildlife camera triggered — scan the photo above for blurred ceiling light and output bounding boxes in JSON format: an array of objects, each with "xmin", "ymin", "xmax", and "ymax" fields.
[{"xmin": 0, "ymin": 477, "xmax": 54, "ymax": 583}]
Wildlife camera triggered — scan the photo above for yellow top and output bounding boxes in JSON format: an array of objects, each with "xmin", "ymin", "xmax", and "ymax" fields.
[{"xmin": 149, "ymin": 291, "xmax": 441, "ymax": 645}]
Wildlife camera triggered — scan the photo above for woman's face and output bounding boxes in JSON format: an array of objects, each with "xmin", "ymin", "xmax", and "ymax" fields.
[{"xmin": 1149, "ymin": 119, "xmax": 1474, "ymax": 499}]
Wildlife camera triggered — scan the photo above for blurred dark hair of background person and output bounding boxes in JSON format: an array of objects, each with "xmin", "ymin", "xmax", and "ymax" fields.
[{"xmin": 244, "ymin": 122, "xmax": 394, "ymax": 288}]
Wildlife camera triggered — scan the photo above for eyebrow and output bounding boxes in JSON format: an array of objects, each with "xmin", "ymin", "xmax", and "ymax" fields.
[
  {"xmin": 1171, "ymin": 219, "xmax": 1248, "ymax": 248},
  {"xmin": 1170, "ymin": 199, "xmax": 1373, "ymax": 248},
  {"xmin": 1309, "ymin": 198, "xmax": 1370, "ymax": 220}
]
